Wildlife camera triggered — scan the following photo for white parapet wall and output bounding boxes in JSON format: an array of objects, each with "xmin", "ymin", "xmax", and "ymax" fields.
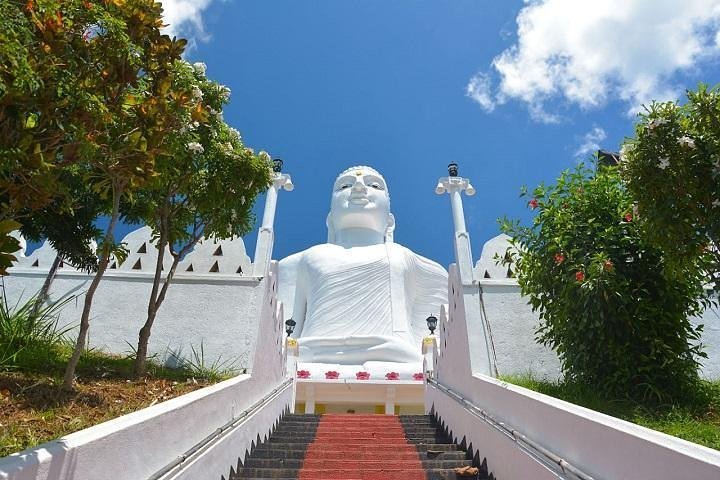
[
  {"xmin": 476, "ymin": 234, "xmax": 720, "ymax": 380},
  {"xmin": 3, "ymin": 228, "xmax": 262, "ymax": 371},
  {"xmin": 0, "ymin": 262, "xmax": 292, "ymax": 480},
  {"xmin": 428, "ymin": 264, "xmax": 720, "ymax": 480}
]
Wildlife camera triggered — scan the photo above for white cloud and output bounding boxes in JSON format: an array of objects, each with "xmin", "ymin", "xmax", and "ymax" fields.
[
  {"xmin": 466, "ymin": 73, "xmax": 496, "ymax": 112},
  {"xmin": 469, "ymin": 0, "xmax": 720, "ymax": 122},
  {"xmin": 574, "ymin": 126, "xmax": 606, "ymax": 158},
  {"xmin": 160, "ymin": 0, "xmax": 216, "ymax": 42}
]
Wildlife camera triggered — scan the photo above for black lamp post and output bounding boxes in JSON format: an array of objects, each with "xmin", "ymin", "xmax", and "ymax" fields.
[
  {"xmin": 447, "ymin": 162, "xmax": 458, "ymax": 177},
  {"xmin": 426, "ymin": 315, "xmax": 438, "ymax": 335},
  {"xmin": 285, "ymin": 319, "xmax": 296, "ymax": 337},
  {"xmin": 273, "ymin": 158, "xmax": 284, "ymax": 173}
]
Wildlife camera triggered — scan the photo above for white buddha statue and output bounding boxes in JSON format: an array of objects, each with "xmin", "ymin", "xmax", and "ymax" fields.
[{"xmin": 278, "ymin": 166, "xmax": 448, "ymax": 379}]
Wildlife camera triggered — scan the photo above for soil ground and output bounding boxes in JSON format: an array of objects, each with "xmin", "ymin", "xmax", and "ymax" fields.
[{"xmin": 0, "ymin": 359, "xmax": 217, "ymax": 457}]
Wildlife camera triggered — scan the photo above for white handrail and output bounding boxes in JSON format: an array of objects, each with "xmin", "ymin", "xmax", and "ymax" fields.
[
  {"xmin": 427, "ymin": 377, "xmax": 594, "ymax": 480},
  {"xmin": 148, "ymin": 377, "xmax": 293, "ymax": 480}
]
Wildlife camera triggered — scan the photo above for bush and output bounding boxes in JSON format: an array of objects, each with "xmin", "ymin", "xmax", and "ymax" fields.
[
  {"xmin": 0, "ymin": 291, "xmax": 74, "ymax": 370},
  {"xmin": 500, "ymin": 164, "xmax": 710, "ymax": 402}
]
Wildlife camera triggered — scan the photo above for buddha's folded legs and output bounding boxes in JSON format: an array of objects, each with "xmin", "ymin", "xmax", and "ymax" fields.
[{"xmin": 299, "ymin": 335, "xmax": 422, "ymax": 364}]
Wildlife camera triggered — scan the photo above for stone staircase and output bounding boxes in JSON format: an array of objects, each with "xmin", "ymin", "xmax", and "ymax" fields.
[{"xmin": 230, "ymin": 413, "xmax": 489, "ymax": 480}]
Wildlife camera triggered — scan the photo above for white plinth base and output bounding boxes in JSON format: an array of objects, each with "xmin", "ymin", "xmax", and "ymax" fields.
[{"xmin": 295, "ymin": 379, "xmax": 424, "ymax": 415}]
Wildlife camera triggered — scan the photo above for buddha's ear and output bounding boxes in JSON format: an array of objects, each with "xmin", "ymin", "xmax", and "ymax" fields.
[
  {"xmin": 385, "ymin": 213, "xmax": 395, "ymax": 243},
  {"xmin": 326, "ymin": 213, "xmax": 335, "ymax": 244}
]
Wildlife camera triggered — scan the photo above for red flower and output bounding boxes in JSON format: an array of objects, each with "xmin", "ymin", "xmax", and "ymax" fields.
[
  {"xmin": 554, "ymin": 253, "xmax": 565, "ymax": 265},
  {"xmin": 575, "ymin": 271, "xmax": 585, "ymax": 282},
  {"xmin": 325, "ymin": 370, "xmax": 339, "ymax": 379},
  {"xmin": 624, "ymin": 213, "xmax": 632, "ymax": 222},
  {"xmin": 385, "ymin": 372, "xmax": 400, "ymax": 380},
  {"xmin": 356, "ymin": 371, "xmax": 370, "ymax": 380},
  {"xmin": 296, "ymin": 370, "xmax": 311, "ymax": 379},
  {"xmin": 603, "ymin": 260, "xmax": 614, "ymax": 272},
  {"xmin": 528, "ymin": 199, "xmax": 538, "ymax": 209},
  {"xmin": 412, "ymin": 372, "xmax": 425, "ymax": 381}
]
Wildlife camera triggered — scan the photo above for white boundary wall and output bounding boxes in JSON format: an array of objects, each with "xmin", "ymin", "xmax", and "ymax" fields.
[
  {"xmin": 3, "ymin": 228, "xmax": 262, "ymax": 371},
  {"xmin": 476, "ymin": 235, "xmax": 720, "ymax": 380},
  {"xmin": 0, "ymin": 262, "xmax": 292, "ymax": 480},
  {"xmin": 427, "ymin": 264, "xmax": 720, "ymax": 480},
  {"xmin": 479, "ymin": 279, "xmax": 720, "ymax": 380}
]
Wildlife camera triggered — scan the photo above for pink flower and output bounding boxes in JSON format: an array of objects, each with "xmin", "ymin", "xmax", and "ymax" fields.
[
  {"xmin": 296, "ymin": 370, "xmax": 311, "ymax": 379},
  {"xmin": 624, "ymin": 213, "xmax": 632, "ymax": 222},
  {"xmin": 325, "ymin": 370, "xmax": 339, "ymax": 379},
  {"xmin": 356, "ymin": 371, "xmax": 370, "ymax": 380},
  {"xmin": 603, "ymin": 260, "xmax": 614, "ymax": 272},
  {"xmin": 575, "ymin": 271, "xmax": 585, "ymax": 282},
  {"xmin": 554, "ymin": 253, "xmax": 565, "ymax": 265},
  {"xmin": 528, "ymin": 199, "xmax": 538, "ymax": 209},
  {"xmin": 412, "ymin": 372, "xmax": 424, "ymax": 381},
  {"xmin": 385, "ymin": 372, "xmax": 400, "ymax": 380}
]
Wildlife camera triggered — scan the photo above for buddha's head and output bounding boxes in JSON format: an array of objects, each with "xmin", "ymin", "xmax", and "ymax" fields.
[{"xmin": 327, "ymin": 166, "xmax": 395, "ymax": 244}]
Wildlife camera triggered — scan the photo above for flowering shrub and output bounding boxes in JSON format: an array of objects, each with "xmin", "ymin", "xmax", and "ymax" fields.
[
  {"xmin": 356, "ymin": 371, "xmax": 370, "ymax": 380},
  {"xmin": 412, "ymin": 372, "xmax": 424, "ymax": 381},
  {"xmin": 385, "ymin": 372, "xmax": 400, "ymax": 380},
  {"xmin": 620, "ymin": 84, "xmax": 720, "ymax": 293},
  {"xmin": 296, "ymin": 370, "xmax": 311, "ymax": 379},
  {"xmin": 325, "ymin": 371, "xmax": 339, "ymax": 379},
  {"xmin": 500, "ymin": 164, "xmax": 708, "ymax": 402}
]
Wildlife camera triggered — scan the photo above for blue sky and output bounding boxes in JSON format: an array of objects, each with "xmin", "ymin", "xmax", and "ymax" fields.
[{"xmin": 117, "ymin": 1, "xmax": 720, "ymax": 267}]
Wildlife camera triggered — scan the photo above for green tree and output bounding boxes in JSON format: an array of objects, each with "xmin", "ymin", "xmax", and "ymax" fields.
[
  {"xmin": 19, "ymin": 165, "xmax": 108, "ymax": 313},
  {"xmin": 56, "ymin": 0, "xmax": 190, "ymax": 391},
  {"xmin": 124, "ymin": 60, "xmax": 271, "ymax": 377},
  {"xmin": 0, "ymin": 0, "xmax": 115, "ymax": 273},
  {"xmin": 500, "ymin": 164, "xmax": 709, "ymax": 402},
  {"xmin": 620, "ymin": 84, "xmax": 720, "ymax": 293}
]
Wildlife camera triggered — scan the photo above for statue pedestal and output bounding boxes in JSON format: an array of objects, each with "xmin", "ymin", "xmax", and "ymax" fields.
[{"xmin": 295, "ymin": 378, "xmax": 425, "ymax": 415}]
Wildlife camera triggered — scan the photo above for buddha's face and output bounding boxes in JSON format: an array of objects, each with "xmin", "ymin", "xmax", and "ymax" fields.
[{"xmin": 330, "ymin": 168, "xmax": 390, "ymax": 234}]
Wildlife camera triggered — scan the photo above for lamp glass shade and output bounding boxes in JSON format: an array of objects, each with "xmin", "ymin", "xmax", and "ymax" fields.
[
  {"xmin": 285, "ymin": 319, "xmax": 296, "ymax": 336},
  {"xmin": 272, "ymin": 158, "xmax": 283, "ymax": 173},
  {"xmin": 447, "ymin": 163, "xmax": 459, "ymax": 177}
]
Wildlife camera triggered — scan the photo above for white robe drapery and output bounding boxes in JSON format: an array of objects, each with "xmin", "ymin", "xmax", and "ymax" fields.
[{"xmin": 278, "ymin": 243, "xmax": 447, "ymax": 367}]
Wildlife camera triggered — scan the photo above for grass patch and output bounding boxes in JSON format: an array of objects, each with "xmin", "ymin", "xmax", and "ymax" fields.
[{"xmin": 500, "ymin": 374, "xmax": 720, "ymax": 450}]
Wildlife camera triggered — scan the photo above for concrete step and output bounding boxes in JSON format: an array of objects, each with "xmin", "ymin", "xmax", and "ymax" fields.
[
  {"xmin": 246, "ymin": 458, "xmax": 474, "ymax": 469},
  {"xmin": 237, "ymin": 467, "xmax": 428, "ymax": 479}
]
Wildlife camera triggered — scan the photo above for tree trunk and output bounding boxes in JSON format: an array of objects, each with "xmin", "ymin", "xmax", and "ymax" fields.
[
  {"xmin": 133, "ymin": 225, "xmax": 167, "ymax": 378},
  {"xmin": 62, "ymin": 186, "xmax": 122, "ymax": 391},
  {"xmin": 133, "ymin": 232, "xmax": 198, "ymax": 377},
  {"xmin": 31, "ymin": 254, "xmax": 61, "ymax": 317}
]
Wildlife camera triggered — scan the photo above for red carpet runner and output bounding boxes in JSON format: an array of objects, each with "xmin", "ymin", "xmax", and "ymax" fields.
[{"xmin": 299, "ymin": 414, "xmax": 426, "ymax": 480}]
